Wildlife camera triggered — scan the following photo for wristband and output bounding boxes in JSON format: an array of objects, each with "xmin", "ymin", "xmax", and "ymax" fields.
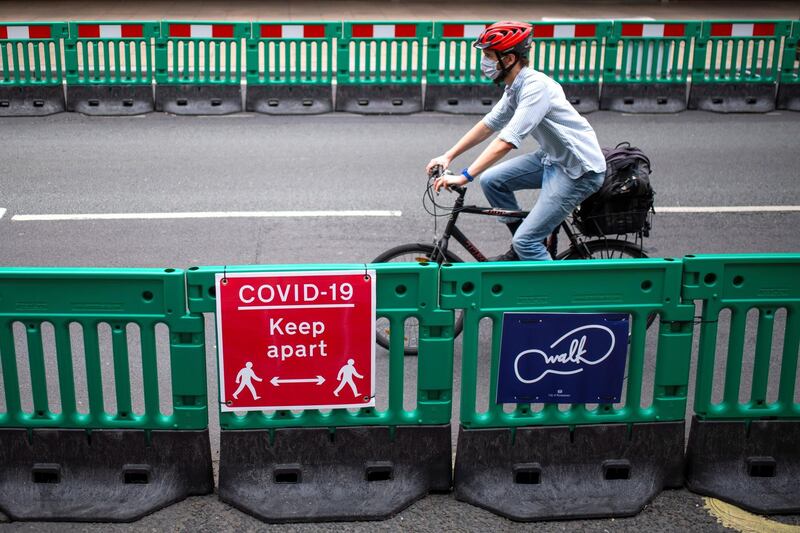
[{"xmin": 461, "ymin": 167, "xmax": 475, "ymax": 182}]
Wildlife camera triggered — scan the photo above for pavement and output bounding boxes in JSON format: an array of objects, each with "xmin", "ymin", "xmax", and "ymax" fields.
[
  {"xmin": 0, "ymin": 0, "xmax": 798, "ymax": 22},
  {"xmin": 0, "ymin": 109, "xmax": 799, "ymax": 531}
]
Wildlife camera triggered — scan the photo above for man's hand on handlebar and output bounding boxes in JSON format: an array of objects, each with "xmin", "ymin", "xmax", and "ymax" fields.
[
  {"xmin": 433, "ymin": 170, "xmax": 469, "ymax": 193},
  {"xmin": 426, "ymin": 154, "xmax": 452, "ymax": 175}
]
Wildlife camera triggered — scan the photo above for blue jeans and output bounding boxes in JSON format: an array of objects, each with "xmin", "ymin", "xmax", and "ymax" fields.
[{"xmin": 480, "ymin": 151, "xmax": 605, "ymax": 261}]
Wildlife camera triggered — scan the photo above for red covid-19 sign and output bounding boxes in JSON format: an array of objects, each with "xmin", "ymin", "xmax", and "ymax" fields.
[{"xmin": 215, "ymin": 270, "xmax": 376, "ymax": 411}]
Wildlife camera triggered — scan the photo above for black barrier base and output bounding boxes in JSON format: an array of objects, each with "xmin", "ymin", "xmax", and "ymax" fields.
[
  {"xmin": 246, "ymin": 84, "xmax": 333, "ymax": 114},
  {"xmin": 688, "ymin": 82, "xmax": 776, "ymax": 113},
  {"xmin": 155, "ymin": 84, "xmax": 241, "ymax": 115},
  {"xmin": 600, "ymin": 83, "xmax": 687, "ymax": 113},
  {"xmin": 776, "ymin": 83, "xmax": 800, "ymax": 111},
  {"xmin": 0, "ymin": 428, "xmax": 213, "ymax": 522},
  {"xmin": 335, "ymin": 84, "xmax": 422, "ymax": 114},
  {"xmin": 219, "ymin": 425, "xmax": 451, "ymax": 522},
  {"xmin": 67, "ymin": 85, "xmax": 153, "ymax": 115},
  {"xmin": 454, "ymin": 422, "xmax": 684, "ymax": 521},
  {"xmin": 562, "ymin": 83, "xmax": 599, "ymax": 114},
  {"xmin": 424, "ymin": 84, "xmax": 502, "ymax": 114},
  {"xmin": 0, "ymin": 85, "xmax": 64, "ymax": 116},
  {"xmin": 685, "ymin": 417, "xmax": 800, "ymax": 514}
]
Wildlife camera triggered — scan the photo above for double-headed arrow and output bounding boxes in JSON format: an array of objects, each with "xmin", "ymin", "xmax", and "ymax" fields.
[{"xmin": 270, "ymin": 375, "xmax": 325, "ymax": 387}]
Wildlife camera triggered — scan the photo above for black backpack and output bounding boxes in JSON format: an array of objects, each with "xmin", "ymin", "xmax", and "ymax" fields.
[{"xmin": 575, "ymin": 142, "xmax": 655, "ymax": 237}]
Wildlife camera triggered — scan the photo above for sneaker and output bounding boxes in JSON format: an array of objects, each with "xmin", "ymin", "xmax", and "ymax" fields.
[{"xmin": 488, "ymin": 246, "xmax": 519, "ymax": 262}]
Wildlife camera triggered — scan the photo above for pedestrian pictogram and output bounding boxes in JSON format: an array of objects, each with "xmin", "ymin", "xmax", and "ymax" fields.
[
  {"xmin": 232, "ymin": 362, "xmax": 262, "ymax": 400},
  {"xmin": 333, "ymin": 359, "xmax": 364, "ymax": 398},
  {"xmin": 215, "ymin": 270, "xmax": 376, "ymax": 411}
]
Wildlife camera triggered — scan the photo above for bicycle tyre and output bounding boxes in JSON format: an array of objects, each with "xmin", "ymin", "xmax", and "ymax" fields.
[
  {"xmin": 371, "ymin": 243, "xmax": 465, "ymax": 355},
  {"xmin": 558, "ymin": 238, "xmax": 657, "ymax": 328}
]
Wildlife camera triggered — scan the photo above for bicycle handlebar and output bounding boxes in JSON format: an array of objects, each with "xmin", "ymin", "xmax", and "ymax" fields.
[{"xmin": 428, "ymin": 165, "xmax": 467, "ymax": 196}]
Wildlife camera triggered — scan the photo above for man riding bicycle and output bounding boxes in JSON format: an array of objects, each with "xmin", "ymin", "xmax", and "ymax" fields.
[{"xmin": 427, "ymin": 21, "xmax": 607, "ymax": 261}]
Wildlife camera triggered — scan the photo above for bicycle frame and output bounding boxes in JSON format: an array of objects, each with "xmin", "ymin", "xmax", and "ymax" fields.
[{"xmin": 430, "ymin": 185, "xmax": 592, "ymax": 263}]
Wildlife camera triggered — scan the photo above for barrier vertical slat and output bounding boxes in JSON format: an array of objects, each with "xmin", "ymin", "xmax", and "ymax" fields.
[
  {"xmin": 0, "ymin": 321, "xmax": 22, "ymax": 420},
  {"xmin": 140, "ymin": 322, "xmax": 161, "ymax": 420},
  {"xmin": 777, "ymin": 308, "xmax": 800, "ymax": 405},
  {"xmin": 777, "ymin": 20, "xmax": 800, "ymax": 110},
  {"xmin": 53, "ymin": 320, "xmax": 77, "ymax": 420},
  {"xmin": 82, "ymin": 321, "xmax": 105, "ymax": 423},
  {"xmin": 111, "ymin": 324, "xmax": 132, "ymax": 419},
  {"xmin": 689, "ymin": 19, "xmax": 791, "ymax": 112},
  {"xmin": 442, "ymin": 259, "xmax": 693, "ymax": 521},
  {"xmin": 750, "ymin": 310, "xmax": 775, "ymax": 406},
  {"xmin": 724, "ymin": 309, "xmax": 747, "ymax": 406},
  {"xmin": 26, "ymin": 323, "xmax": 50, "ymax": 417},
  {"xmin": 682, "ymin": 254, "xmax": 800, "ymax": 514},
  {"xmin": 0, "ymin": 268, "xmax": 213, "ymax": 521}
]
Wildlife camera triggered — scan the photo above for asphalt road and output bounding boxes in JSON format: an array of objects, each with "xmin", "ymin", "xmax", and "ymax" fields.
[{"xmin": 1, "ymin": 110, "xmax": 799, "ymax": 531}]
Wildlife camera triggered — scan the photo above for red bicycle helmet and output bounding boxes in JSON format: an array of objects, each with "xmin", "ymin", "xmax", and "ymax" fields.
[{"xmin": 473, "ymin": 21, "xmax": 533, "ymax": 58}]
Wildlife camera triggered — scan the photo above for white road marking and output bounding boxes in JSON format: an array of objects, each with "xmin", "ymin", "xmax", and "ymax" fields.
[
  {"xmin": 12, "ymin": 210, "xmax": 402, "ymax": 222},
  {"xmin": 657, "ymin": 206, "xmax": 800, "ymax": 213},
  {"xmin": 0, "ymin": 208, "xmax": 6, "ymax": 219},
  {"xmin": 9, "ymin": 206, "xmax": 800, "ymax": 222}
]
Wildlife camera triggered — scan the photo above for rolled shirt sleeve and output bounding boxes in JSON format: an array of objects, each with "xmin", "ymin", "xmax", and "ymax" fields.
[
  {"xmin": 482, "ymin": 93, "xmax": 514, "ymax": 132},
  {"xmin": 497, "ymin": 81, "xmax": 551, "ymax": 148}
]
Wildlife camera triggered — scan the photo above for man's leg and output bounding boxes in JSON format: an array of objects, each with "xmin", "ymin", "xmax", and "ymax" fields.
[
  {"xmin": 513, "ymin": 168, "xmax": 605, "ymax": 261},
  {"xmin": 479, "ymin": 151, "xmax": 545, "ymax": 225},
  {"xmin": 480, "ymin": 152, "xmax": 545, "ymax": 259}
]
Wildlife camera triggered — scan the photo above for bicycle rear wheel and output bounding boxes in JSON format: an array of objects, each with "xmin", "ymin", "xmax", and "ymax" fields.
[
  {"xmin": 556, "ymin": 238, "xmax": 648, "ymax": 260},
  {"xmin": 558, "ymin": 238, "xmax": 657, "ymax": 328},
  {"xmin": 371, "ymin": 243, "xmax": 464, "ymax": 355}
]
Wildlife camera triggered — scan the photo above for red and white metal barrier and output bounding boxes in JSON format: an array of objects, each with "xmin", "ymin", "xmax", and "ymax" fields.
[
  {"xmin": 351, "ymin": 24, "xmax": 417, "ymax": 38},
  {"xmin": 440, "ymin": 24, "xmax": 488, "ymax": 38},
  {"xmin": 532, "ymin": 24, "xmax": 597, "ymax": 38},
  {"xmin": 709, "ymin": 22, "xmax": 777, "ymax": 37},
  {"xmin": 259, "ymin": 24, "xmax": 326, "ymax": 39},
  {"xmin": 0, "ymin": 25, "xmax": 52, "ymax": 39},
  {"xmin": 76, "ymin": 24, "xmax": 144, "ymax": 38},
  {"xmin": 620, "ymin": 23, "xmax": 688, "ymax": 38},
  {"xmin": 168, "ymin": 23, "xmax": 235, "ymax": 38}
]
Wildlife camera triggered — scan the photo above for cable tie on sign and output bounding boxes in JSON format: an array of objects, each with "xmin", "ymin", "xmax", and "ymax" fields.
[
  {"xmin": 222, "ymin": 265, "xmax": 228, "ymax": 284},
  {"xmin": 363, "ymin": 263, "xmax": 370, "ymax": 281}
]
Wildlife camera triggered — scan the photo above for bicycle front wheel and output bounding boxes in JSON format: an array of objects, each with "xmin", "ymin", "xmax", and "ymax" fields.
[
  {"xmin": 558, "ymin": 238, "xmax": 657, "ymax": 328},
  {"xmin": 371, "ymin": 243, "xmax": 464, "ymax": 355}
]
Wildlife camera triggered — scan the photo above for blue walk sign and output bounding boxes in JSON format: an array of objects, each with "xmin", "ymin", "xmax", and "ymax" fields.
[{"xmin": 496, "ymin": 313, "xmax": 630, "ymax": 404}]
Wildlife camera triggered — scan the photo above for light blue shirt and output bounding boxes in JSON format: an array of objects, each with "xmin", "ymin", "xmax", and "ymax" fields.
[{"xmin": 483, "ymin": 67, "xmax": 606, "ymax": 179}]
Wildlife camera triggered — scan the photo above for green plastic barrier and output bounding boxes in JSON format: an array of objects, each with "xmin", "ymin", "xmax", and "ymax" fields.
[
  {"xmin": 0, "ymin": 267, "xmax": 206, "ymax": 430},
  {"xmin": 689, "ymin": 19, "xmax": 792, "ymax": 112},
  {"xmin": 65, "ymin": 21, "xmax": 160, "ymax": 114},
  {"xmin": 777, "ymin": 20, "xmax": 800, "ymax": 110},
  {"xmin": 154, "ymin": 20, "xmax": 250, "ymax": 114},
  {"xmin": 186, "ymin": 262, "xmax": 453, "ymax": 522},
  {"xmin": 0, "ymin": 267, "xmax": 212, "ymax": 522},
  {"xmin": 601, "ymin": 20, "xmax": 701, "ymax": 112},
  {"xmin": 425, "ymin": 20, "xmax": 611, "ymax": 113},
  {"xmin": 187, "ymin": 263, "xmax": 452, "ymax": 428},
  {"xmin": 440, "ymin": 259, "xmax": 694, "ymax": 521},
  {"xmin": 682, "ymin": 254, "xmax": 800, "ymax": 514},
  {"xmin": 246, "ymin": 21, "xmax": 341, "ymax": 114},
  {"xmin": 335, "ymin": 21, "xmax": 432, "ymax": 113},
  {"xmin": 0, "ymin": 22, "xmax": 68, "ymax": 115}
]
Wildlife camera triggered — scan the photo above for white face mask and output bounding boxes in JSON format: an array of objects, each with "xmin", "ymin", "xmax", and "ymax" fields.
[{"xmin": 480, "ymin": 55, "xmax": 503, "ymax": 80}]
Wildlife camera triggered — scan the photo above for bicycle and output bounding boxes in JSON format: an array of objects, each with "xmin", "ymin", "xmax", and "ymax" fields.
[{"xmin": 372, "ymin": 168, "xmax": 654, "ymax": 355}]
